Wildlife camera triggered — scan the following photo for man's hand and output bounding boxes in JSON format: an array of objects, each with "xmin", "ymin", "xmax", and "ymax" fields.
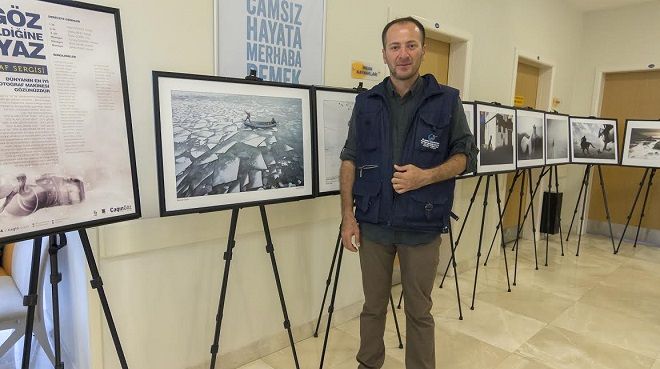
[
  {"xmin": 392, "ymin": 164, "xmax": 431, "ymax": 194},
  {"xmin": 341, "ymin": 215, "xmax": 361, "ymax": 252}
]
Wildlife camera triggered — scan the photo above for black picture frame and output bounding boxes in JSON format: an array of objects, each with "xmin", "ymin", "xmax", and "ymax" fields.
[
  {"xmin": 544, "ymin": 112, "xmax": 571, "ymax": 166},
  {"xmin": 312, "ymin": 86, "xmax": 358, "ymax": 196},
  {"xmin": 569, "ymin": 116, "xmax": 619, "ymax": 165},
  {"xmin": 515, "ymin": 107, "xmax": 546, "ymax": 169},
  {"xmin": 153, "ymin": 71, "xmax": 316, "ymax": 217},
  {"xmin": 619, "ymin": 119, "xmax": 660, "ymax": 169},
  {"xmin": 457, "ymin": 101, "xmax": 478, "ymax": 179},
  {"xmin": 475, "ymin": 101, "xmax": 518, "ymax": 175},
  {"xmin": 0, "ymin": 0, "xmax": 141, "ymax": 244}
]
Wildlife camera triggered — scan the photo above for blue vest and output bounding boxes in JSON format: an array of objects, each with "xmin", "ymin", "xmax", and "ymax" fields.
[{"xmin": 353, "ymin": 75, "xmax": 458, "ymax": 232}]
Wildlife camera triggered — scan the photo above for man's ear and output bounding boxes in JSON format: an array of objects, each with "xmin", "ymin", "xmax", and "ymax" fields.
[{"xmin": 382, "ymin": 48, "xmax": 386, "ymax": 64}]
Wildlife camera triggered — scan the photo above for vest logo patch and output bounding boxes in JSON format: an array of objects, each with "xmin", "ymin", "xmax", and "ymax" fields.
[{"xmin": 421, "ymin": 134, "xmax": 440, "ymax": 150}]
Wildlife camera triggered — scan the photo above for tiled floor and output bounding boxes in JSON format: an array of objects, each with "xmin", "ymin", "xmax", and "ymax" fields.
[{"xmin": 237, "ymin": 234, "xmax": 660, "ymax": 369}]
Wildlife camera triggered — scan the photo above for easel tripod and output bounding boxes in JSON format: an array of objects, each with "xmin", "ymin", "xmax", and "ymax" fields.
[
  {"xmin": 566, "ymin": 165, "xmax": 616, "ymax": 255},
  {"xmin": 208, "ymin": 206, "xmax": 300, "ymax": 369},
  {"xmin": 615, "ymin": 167, "xmax": 656, "ymax": 253},
  {"xmin": 19, "ymin": 229, "xmax": 129, "ymax": 369}
]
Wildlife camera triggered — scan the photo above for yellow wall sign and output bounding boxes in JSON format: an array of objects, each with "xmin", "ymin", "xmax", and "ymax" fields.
[
  {"xmin": 351, "ymin": 61, "xmax": 381, "ymax": 81},
  {"xmin": 514, "ymin": 95, "xmax": 525, "ymax": 106}
]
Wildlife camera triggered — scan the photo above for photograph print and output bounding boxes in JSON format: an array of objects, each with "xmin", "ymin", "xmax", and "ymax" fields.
[
  {"xmin": 314, "ymin": 88, "xmax": 357, "ymax": 194},
  {"xmin": 154, "ymin": 72, "xmax": 314, "ymax": 216},
  {"xmin": 459, "ymin": 102, "xmax": 476, "ymax": 177},
  {"xmin": 545, "ymin": 113, "xmax": 570, "ymax": 165},
  {"xmin": 516, "ymin": 109, "xmax": 545, "ymax": 168},
  {"xmin": 569, "ymin": 117, "xmax": 618, "ymax": 165},
  {"xmin": 476, "ymin": 103, "xmax": 517, "ymax": 173},
  {"xmin": 621, "ymin": 120, "xmax": 660, "ymax": 168}
]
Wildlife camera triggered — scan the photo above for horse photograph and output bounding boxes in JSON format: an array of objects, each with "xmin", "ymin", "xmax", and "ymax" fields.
[
  {"xmin": 569, "ymin": 117, "xmax": 619, "ymax": 164},
  {"xmin": 516, "ymin": 110, "xmax": 545, "ymax": 168},
  {"xmin": 621, "ymin": 120, "xmax": 660, "ymax": 168}
]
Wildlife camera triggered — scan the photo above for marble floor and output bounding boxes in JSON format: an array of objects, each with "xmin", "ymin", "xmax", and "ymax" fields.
[{"xmin": 237, "ymin": 234, "xmax": 660, "ymax": 369}]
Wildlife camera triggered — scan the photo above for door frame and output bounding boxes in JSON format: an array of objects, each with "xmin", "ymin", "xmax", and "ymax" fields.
[
  {"xmin": 509, "ymin": 48, "xmax": 556, "ymax": 110},
  {"xmin": 590, "ymin": 64, "xmax": 659, "ymax": 116}
]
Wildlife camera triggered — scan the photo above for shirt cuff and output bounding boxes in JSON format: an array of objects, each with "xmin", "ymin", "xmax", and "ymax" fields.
[{"xmin": 449, "ymin": 139, "xmax": 479, "ymax": 174}]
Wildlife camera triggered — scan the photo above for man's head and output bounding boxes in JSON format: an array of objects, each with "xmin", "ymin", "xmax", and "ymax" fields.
[{"xmin": 381, "ymin": 17, "xmax": 426, "ymax": 82}]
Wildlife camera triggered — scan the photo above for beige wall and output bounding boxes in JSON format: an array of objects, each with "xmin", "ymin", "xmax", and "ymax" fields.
[
  {"xmin": 79, "ymin": 1, "xmax": 587, "ymax": 369},
  {"xmin": 565, "ymin": 1, "xmax": 660, "ymax": 238}
]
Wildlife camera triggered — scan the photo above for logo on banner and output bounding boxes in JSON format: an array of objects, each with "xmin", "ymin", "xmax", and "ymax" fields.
[{"xmin": 421, "ymin": 133, "xmax": 440, "ymax": 150}]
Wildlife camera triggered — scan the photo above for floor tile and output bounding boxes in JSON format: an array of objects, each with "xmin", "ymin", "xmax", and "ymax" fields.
[
  {"xmin": 517, "ymin": 325, "xmax": 655, "ymax": 369},
  {"xmin": 261, "ymin": 329, "xmax": 358, "ymax": 369},
  {"xmin": 492, "ymin": 354, "xmax": 555, "ymax": 369},
  {"xmin": 435, "ymin": 299, "xmax": 546, "ymax": 352}
]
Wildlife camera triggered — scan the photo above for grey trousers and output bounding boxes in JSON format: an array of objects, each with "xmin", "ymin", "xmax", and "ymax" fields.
[{"xmin": 356, "ymin": 235, "xmax": 441, "ymax": 369}]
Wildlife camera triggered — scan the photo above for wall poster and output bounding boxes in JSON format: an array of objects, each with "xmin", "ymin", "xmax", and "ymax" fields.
[{"xmin": 0, "ymin": 0, "xmax": 140, "ymax": 243}]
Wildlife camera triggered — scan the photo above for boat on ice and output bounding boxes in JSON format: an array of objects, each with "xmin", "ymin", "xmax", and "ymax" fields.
[{"xmin": 243, "ymin": 111, "xmax": 277, "ymax": 129}]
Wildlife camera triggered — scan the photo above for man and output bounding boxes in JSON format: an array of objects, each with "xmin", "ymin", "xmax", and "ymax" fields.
[{"xmin": 339, "ymin": 17, "xmax": 477, "ymax": 369}]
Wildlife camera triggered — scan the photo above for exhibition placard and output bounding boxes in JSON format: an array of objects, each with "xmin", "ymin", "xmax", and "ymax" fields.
[
  {"xmin": 0, "ymin": 0, "xmax": 140, "ymax": 243},
  {"xmin": 215, "ymin": 0, "xmax": 325, "ymax": 85}
]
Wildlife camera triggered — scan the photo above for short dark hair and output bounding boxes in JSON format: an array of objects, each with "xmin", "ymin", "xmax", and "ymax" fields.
[{"xmin": 381, "ymin": 17, "xmax": 426, "ymax": 48}]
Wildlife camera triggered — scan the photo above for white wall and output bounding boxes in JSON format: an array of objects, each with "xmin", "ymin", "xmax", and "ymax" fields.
[
  {"xmin": 79, "ymin": 1, "xmax": 585, "ymax": 369},
  {"xmin": 564, "ymin": 1, "xmax": 660, "ymax": 236}
]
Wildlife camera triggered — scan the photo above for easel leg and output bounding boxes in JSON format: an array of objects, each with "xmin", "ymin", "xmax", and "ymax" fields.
[
  {"xmin": 471, "ymin": 175, "xmax": 491, "ymax": 310},
  {"xmin": 48, "ymin": 234, "xmax": 66, "ymax": 369},
  {"xmin": 314, "ymin": 229, "xmax": 342, "ymax": 337},
  {"xmin": 615, "ymin": 168, "xmax": 648, "ymax": 253},
  {"xmin": 319, "ymin": 239, "xmax": 344, "ymax": 369},
  {"xmin": 554, "ymin": 166, "xmax": 565, "ymax": 256},
  {"xmin": 633, "ymin": 169, "xmax": 656, "ymax": 248},
  {"xmin": 567, "ymin": 166, "xmax": 589, "ymax": 241},
  {"xmin": 79, "ymin": 229, "xmax": 129, "ymax": 369},
  {"xmin": 527, "ymin": 169, "xmax": 539, "ymax": 270},
  {"xmin": 259, "ymin": 205, "xmax": 300, "ymax": 369},
  {"xmin": 513, "ymin": 171, "xmax": 526, "ymax": 286},
  {"xmin": 209, "ymin": 208, "xmax": 239, "ymax": 369},
  {"xmin": 388, "ymin": 294, "xmax": 404, "ymax": 349},
  {"xmin": 596, "ymin": 166, "xmax": 617, "ymax": 253},
  {"xmin": 576, "ymin": 166, "xmax": 592, "ymax": 257},
  {"xmin": 494, "ymin": 175, "xmax": 512, "ymax": 292},
  {"xmin": 447, "ymin": 222, "xmax": 464, "ymax": 319},
  {"xmin": 21, "ymin": 237, "xmax": 43, "ymax": 369},
  {"xmin": 484, "ymin": 170, "xmax": 521, "ymax": 266},
  {"xmin": 440, "ymin": 176, "xmax": 482, "ymax": 288}
]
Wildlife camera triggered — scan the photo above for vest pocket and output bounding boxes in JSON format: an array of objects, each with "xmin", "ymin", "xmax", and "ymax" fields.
[
  {"xmin": 403, "ymin": 189, "xmax": 450, "ymax": 229},
  {"xmin": 353, "ymin": 180, "xmax": 381, "ymax": 223}
]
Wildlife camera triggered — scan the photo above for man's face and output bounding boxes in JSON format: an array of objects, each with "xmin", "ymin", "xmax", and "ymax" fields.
[{"xmin": 382, "ymin": 22, "xmax": 425, "ymax": 82}]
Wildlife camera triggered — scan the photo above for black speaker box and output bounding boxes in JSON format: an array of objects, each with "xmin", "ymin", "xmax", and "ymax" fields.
[{"xmin": 541, "ymin": 192, "xmax": 563, "ymax": 234}]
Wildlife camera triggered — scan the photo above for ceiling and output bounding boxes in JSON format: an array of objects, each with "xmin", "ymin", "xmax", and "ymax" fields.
[{"xmin": 564, "ymin": 0, "xmax": 656, "ymax": 12}]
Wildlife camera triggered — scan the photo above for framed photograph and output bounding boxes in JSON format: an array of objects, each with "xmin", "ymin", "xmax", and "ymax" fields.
[
  {"xmin": 458, "ymin": 101, "xmax": 477, "ymax": 178},
  {"xmin": 476, "ymin": 102, "xmax": 517, "ymax": 174},
  {"xmin": 0, "ymin": 0, "xmax": 140, "ymax": 244},
  {"xmin": 620, "ymin": 120, "xmax": 660, "ymax": 168},
  {"xmin": 545, "ymin": 113, "xmax": 571, "ymax": 165},
  {"xmin": 516, "ymin": 109, "xmax": 546, "ymax": 168},
  {"xmin": 314, "ymin": 87, "xmax": 357, "ymax": 195},
  {"xmin": 153, "ymin": 71, "xmax": 314, "ymax": 216},
  {"xmin": 569, "ymin": 117, "xmax": 619, "ymax": 165}
]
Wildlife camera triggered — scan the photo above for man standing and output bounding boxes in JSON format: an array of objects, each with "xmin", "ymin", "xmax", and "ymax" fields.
[{"xmin": 339, "ymin": 17, "xmax": 477, "ymax": 369}]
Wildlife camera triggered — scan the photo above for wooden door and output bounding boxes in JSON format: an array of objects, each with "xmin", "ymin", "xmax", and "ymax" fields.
[
  {"xmin": 588, "ymin": 70, "xmax": 660, "ymax": 231},
  {"xmin": 502, "ymin": 62, "xmax": 540, "ymax": 241},
  {"xmin": 420, "ymin": 38, "xmax": 450, "ymax": 84}
]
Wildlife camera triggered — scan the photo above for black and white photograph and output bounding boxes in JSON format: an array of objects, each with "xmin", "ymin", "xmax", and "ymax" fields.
[
  {"xmin": 314, "ymin": 88, "xmax": 357, "ymax": 194},
  {"xmin": 476, "ymin": 103, "xmax": 517, "ymax": 173},
  {"xmin": 154, "ymin": 72, "xmax": 314, "ymax": 216},
  {"xmin": 516, "ymin": 109, "xmax": 545, "ymax": 168},
  {"xmin": 621, "ymin": 120, "xmax": 660, "ymax": 168},
  {"xmin": 459, "ymin": 102, "xmax": 476, "ymax": 177},
  {"xmin": 545, "ymin": 113, "xmax": 571, "ymax": 165},
  {"xmin": 569, "ymin": 117, "xmax": 619, "ymax": 165}
]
